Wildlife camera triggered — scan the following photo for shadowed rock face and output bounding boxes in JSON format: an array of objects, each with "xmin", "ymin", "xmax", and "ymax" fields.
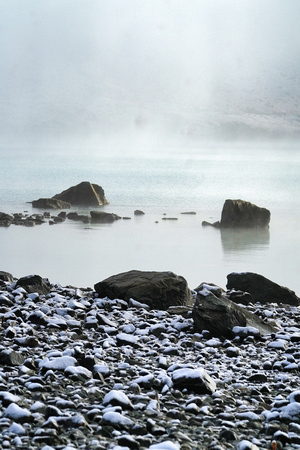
[
  {"xmin": 192, "ymin": 287, "xmax": 280, "ymax": 338},
  {"xmin": 53, "ymin": 182, "xmax": 109, "ymax": 206},
  {"xmin": 227, "ymin": 272, "xmax": 300, "ymax": 306},
  {"xmin": 220, "ymin": 199, "xmax": 270, "ymax": 228},
  {"xmin": 94, "ymin": 270, "xmax": 194, "ymax": 310},
  {"xmin": 16, "ymin": 274, "xmax": 51, "ymax": 296}
]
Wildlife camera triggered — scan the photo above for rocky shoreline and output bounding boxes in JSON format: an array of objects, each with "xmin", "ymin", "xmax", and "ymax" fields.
[{"xmin": 1, "ymin": 270, "xmax": 300, "ymax": 449}]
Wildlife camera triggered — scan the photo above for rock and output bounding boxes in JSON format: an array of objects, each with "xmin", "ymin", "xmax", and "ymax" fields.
[
  {"xmin": 94, "ymin": 270, "xmax": 194, "ymax": 310},
  {"xmin": 53, "ymin": 181, "xmax": 109, "ymax": 206},
  {"xmin": 16, "ymin": 274, "xmax": 51, "ymax": 296},
  {"xmin": 67, "ymin": 212, "xmax": 90, "ymax": 223},
  {"xmin": 134, "ymin": 210, "xmax": 145, "ymax": 215},
  {"xmin": 0, "ymin": 212, "xmax": 14, "ymax": 226},
  {"xmin": 90, "ymin": 211, "xmax": 121, "ymax": 223},
  {"xmin": 220, "ymin": 199, "xmax": 270, "ymax": 228},
  {"xmin": 0, "ymin": 349, "xmax": 25, "ymax": 366},
  {"xmin": 227, "ymin": 272, "xmax": 300, "ymax": 306},
  {"xmin": 171, "ymin": 367, "xmax": 216, "ymax": 394},
  {"xmin": 32, "ymin": 198, "xmax": 71, "ymax": 209},
  {"xmin": 0, "ymin": 271, "xmax": 14, "ymax": 283},
  {"xmin": 192, "ymin": 287, "xmax": 280, "ymax": 338}
]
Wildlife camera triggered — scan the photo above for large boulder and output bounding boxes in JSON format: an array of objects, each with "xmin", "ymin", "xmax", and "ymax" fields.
[
  {"xmin": 32, "ymin": 198, "xmax": 71, "ymax": 209},
  {"xmin": 90, "ymin": 211, "xmax": 121, "ymax": 223},
  {"xmin": 192, "ymin": 285, "xmax": 280, "ymax": 338},
  {"xmin": 0, "ymin": 212, "xmax": 14, "ymax": 226},
  {"xmin": 53, "ymin": 181, "xmax": 109, "ymax": 206},
  {"xmin": 94, "ymin": 270, "xmax": 194, "ymax": 310},
  {"xmin": 220, "ymin": 199, "xmax": 270, "ymax": 228},
  {"xmin": 227, "ymin": 272, "xmax": 300, "ymax": 306},
  {"xmin": 16, "ymin": 275, "xmax": 51, "ymax": 296}
]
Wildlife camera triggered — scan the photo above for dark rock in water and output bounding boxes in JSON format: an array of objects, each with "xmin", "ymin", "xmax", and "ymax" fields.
[
  {"xmin": 192, "ymin": 285, "xmax": 280, "ymax": 338},
  {"xmin": 202, "ymin": 220, "xmax": 220, "ymax": 227},
  {"xmin": 53, "ymin": 181, "xmax": 109, "ymax": 206},
  {"xmin": 32, "ymin": 198, "xmax": 71, "ymax": 209},
  {"xmin": 0, "ymin": 271, "xmax": 14, "ymax": 283},
  {"xmin": 67, "ymin": 212, "xmax": 90, "ymax": 223},
  {"xmin": 0, "ymin": 212, "xmax": 14, "ymax": 226},
  {"xmin": 220, "ymin": 199, "xmax": 270, "ymax": 228},
  {"xmin": 227, "ymin": 272, "xmax": 300, "ymax": 306},
  {"xmin": 90, "ymin": 211, "xmax": 121, "ymax": 223},
  {"xmin": 94, "ymin": 270, "xmax": 194, "ymax": 310},
  {"xmin": 16, "ymin": 274, "xmax": 51, "ymax": 296},
  {"xmin": 134, "ymin": 210, "xmax": 145, "ymax": 215}
]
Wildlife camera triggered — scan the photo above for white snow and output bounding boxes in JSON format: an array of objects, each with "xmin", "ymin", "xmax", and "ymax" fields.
[
  {"xmin": 149, "ymin": 441, "xmax": 180, "ymax": 450},
  {"xmin": 102, "ymin": 411, "xmax": 133, "ymax": 427},
  {"xmin": 8, "ymin": 422, "xmax": 26, "ymax": 435},
  {"xmin": 267, "ymin": 339, "xmax": 289, "ymax": 349},
  {"xmin": 64, "ymin": 366, "xmax": 93, "ymax": 379},
  {"xmin": 4, "ymin": 403, "xmax": 32, "ymax": 421},
  {"xmin": 39, "ymin": 356, "xmax": 77, "ymax": 370},
  {"xmin": 103, "ymin": 390, "xmax": 132, "ymax": 407},
  {"xmin": 0, "ymin": 391, "xmax": 20, "ymax": 404}
]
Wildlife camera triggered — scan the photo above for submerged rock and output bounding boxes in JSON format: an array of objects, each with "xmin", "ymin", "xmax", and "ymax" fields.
[
  {"xmin": 227, "ymin": 272, "xmax": 300, "ymax": 306},
  {"xmin": 94, "ymin": 270, "xmax": 194, "ymax": 310},
  {"xmin": 53, "ymin": 181, "xmax": 109, "ymax": 206},
  {"xmin": 32, "ymin": 198, "xmax": 71, "ymax": 209},
  {"xmin": 90, "ymin": 211, "xmax": 121, "ymax": 223}
]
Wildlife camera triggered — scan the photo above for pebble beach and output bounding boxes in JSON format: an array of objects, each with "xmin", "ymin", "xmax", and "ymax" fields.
[{"xmin": 1, "ymin": 272, "xmax": 300, "ymax": 450}]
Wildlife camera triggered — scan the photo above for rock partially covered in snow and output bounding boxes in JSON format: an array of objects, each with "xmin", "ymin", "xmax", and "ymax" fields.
[
  {"xmin": 170, "ymin": 367, "xmax": 216, "ymax": 395},
  {"xmin": 94, "ymin": 270, "xmax": 194, "ymax": 310}
]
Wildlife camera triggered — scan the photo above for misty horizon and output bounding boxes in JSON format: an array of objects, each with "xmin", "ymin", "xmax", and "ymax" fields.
[{"xmin": 1, "ymin": 0, "xmax": 300, "ymax": 148}]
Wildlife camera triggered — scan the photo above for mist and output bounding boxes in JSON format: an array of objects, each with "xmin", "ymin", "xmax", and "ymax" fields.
[{"xmin": 1, "ymin": 0, "xmax": 300, "ymax": 150}]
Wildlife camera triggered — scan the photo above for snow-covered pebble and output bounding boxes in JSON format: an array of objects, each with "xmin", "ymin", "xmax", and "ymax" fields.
[{"xmin": 1, "ymin": 277, "xmax": 300, "ymax": 449}]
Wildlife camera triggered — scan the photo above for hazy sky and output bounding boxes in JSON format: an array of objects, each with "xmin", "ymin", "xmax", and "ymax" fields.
[{"xmin": 1, "ymin": 0, "xmax": 300, "ymax": 146}]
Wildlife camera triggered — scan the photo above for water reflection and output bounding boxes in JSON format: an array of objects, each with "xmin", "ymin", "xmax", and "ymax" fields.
[{"xmin": 220, "ymin": 227, "xmax": 270, "ymax": 253}]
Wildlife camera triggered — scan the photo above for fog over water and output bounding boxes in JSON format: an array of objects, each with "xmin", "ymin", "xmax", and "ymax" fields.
[
  {"xmin": 1, "ymin": 1, "xmax": 300, "ymax": 293},
  {"xmin": 0, "ymin": 0, "xmax": 300, "ymax": 148}
]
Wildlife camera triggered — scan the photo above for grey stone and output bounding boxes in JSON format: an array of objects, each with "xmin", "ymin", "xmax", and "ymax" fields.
[
  {"xmin": 16, "ymin": 274, "xmax": 51, "ymax": 296},
  {"xmin": 227, "ymin": 272, "xmax": 300, "ymax": 306},
  {"xmin": 94, "ymin": 270, "xmax": 194, "ymax": 310},
  {"xmin": 220, "ymin": 199, "xmax": 270, "ymax": 228},
  {"xmin": 90, "ymin": 211, "xmax": 121, "ymax": 223}
]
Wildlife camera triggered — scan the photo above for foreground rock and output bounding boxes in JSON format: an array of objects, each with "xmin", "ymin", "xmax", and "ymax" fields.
[
  {"xmin": 15, "ymin": 274, "xmax": 51, "ymax": 296},
  {"xmin": 94, "ymin": 270, "xmax": 194, "ymax": 309},
  {"xmin": 202, "ymin": 199, "xmax": 271, "ymax": 228},
  {"xmin": 1, "ymin": 271, "xmax": 300, "ymax": 449},
  {"xmin": 227, "ymin": 272, "xmax": 300, "ymax": 306},
  {"xmin": 193, "ymin": 283, "xmax": 280, "ymax": 338},
  {"xmin": 53, "ymin": 181, "xmax": 109, "ymax": 206}
]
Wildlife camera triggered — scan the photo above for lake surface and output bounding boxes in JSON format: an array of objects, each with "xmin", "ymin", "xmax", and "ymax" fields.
[{"xmin": 1, "ymin": 141, "xmax": 300, "ymax": 294}]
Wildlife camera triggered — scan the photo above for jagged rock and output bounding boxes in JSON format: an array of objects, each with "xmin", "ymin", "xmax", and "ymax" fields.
[
  {"xmin": 227, "ymin": 272, "xmax": 300, "ymax": 306},
  {"xmin": 220, "ymin": 199, "xmax": 270, "ymax": 228},
  {"xmin": 90, "ymin": 211, "xmax": 121, "ymax": 223},
  {"xmin": 32, "ymin": 198, "xmax": 71, "ymax": 209},
  {"xmin": 16, "ymin": 274, "xmax": 51, "ymax": 296},
  {"xmin": 94, "ymin": 270, "xmax": 194, "ymax": 310},
  {"xmin": 53, "ymin": 181, "xmax": 109, "ymax": 206},
  {"xmin": 192, "ymin": 285, "xmax": 280, "ymax": 338}
]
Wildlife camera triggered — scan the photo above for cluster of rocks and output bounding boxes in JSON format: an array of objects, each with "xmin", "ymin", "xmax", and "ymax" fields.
[{"xmin": 1, "ymin": 269, "xmax": 300, "ymax": 449}]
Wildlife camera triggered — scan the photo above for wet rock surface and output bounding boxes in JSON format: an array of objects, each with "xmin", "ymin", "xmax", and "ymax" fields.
[{"xmin": 0, "ymin": 273, "xmax": 300, "ymax": 449}]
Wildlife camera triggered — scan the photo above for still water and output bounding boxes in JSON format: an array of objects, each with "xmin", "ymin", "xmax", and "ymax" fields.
[{"xmin": 1, "ymin": 142, "xmax": 300, "ymax": 294}]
